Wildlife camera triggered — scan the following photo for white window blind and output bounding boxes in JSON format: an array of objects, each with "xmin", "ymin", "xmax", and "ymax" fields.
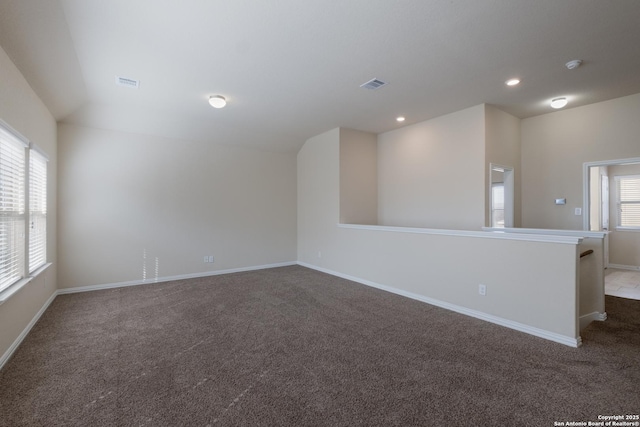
[
  {"xmin": 616, "ymin": 175, "xmax": 640, "ymax": 229},
  {"xmin": 0, "ymin": 126, "xmax": 27, "ymax": 293},
  {"xmin": 29, "ymin": 149, "xmax": 47, "ymax": 272}
]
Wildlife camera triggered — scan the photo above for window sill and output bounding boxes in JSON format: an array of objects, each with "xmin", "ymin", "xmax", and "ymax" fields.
[
  {"xmin": 615, "ymin": 227, "xmax": 640, "ymax": 232},
  {"xmin": 0, "ymin": 262, "xmax": 52, "ymax": 306}
]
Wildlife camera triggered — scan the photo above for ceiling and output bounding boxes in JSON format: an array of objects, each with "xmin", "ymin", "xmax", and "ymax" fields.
[{"xmin": 1, "ymin": 0, "xmax": 640, "ymax": 152}]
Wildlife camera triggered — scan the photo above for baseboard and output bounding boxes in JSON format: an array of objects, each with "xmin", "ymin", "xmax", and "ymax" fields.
[
  {"xmin": 298, "ymin": 262, "xmax": 582, "ymax": 348},
  {"xmin": 608, "ymin": 264, "xmax": 640, "ymax": 271},
  {"xmin": 579, "ymin": 311, "xmax": 608, "ymax": 331},
  {"xmin": 57, "ymin": 261, "xmax": 298, "ymax": 295},
  {"xmin": 0, "ymin": 290, "xmax": 57, "ymax": 371}
]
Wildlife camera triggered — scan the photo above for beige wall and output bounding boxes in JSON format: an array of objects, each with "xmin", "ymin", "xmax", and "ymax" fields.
[
  {"xmin": 339, "ymin": 129, "xmax": 378, "ymax": 225},
  {"xmin": 608, "ymin": 163, "xmax": 640, "ymax": 267},
  {"xmin": 298, "ymin": 127, "xmax": 581, "ymax": 344},
  {"xmin": 297, "ymin": 128, "xmax": 340, "ymax": 264},
  {"xmin": 58, "ymin": 123, "xmax": 297, "ymax": 289},
  {"xmin": 339, "ymin": 105, "xmax": 519, "ymax": 230},
  {"xmin": 521, "ymin": 92, "xmax": 640, "ymax": 229},
  {"xmin": 483, "ymin": 227, "xmax": 606, "ymax": 328},
  {"xmin": 0, "ymin": 46, "xmax": 57, "ymax": 360},
  {"xmin": 377, "ymin": 105, "xmax": 485, "ymax": 230},
  {"xmin": 485, "ymin": 105, "xmax": 521, "ymax": 227}
]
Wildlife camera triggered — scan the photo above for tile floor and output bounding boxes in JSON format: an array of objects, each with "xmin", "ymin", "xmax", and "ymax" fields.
[{"xmin": 605, "ymin": 268, "xmax": 640, "ymax": 300}]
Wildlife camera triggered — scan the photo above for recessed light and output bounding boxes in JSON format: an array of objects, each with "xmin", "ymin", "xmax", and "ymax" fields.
[
  {"xmin": 209, "ymin": 95, "xmax": 227, "ymax": 108},
  {"xmin": 550, "ymin": 97, "xmax": 568, "ymax": 109},
  {"xmin": 396, "ymin": 116, "xmax": 405, "ymax": 122},
  {"xmin": 505, "ymin": 78, "xmax": 520, "ymax": 86}
]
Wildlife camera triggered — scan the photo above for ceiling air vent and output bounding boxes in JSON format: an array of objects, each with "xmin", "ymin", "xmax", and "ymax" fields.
[
  {"xmin": 115, "ymin": 76, "xmax": 140, "ymax": 89},
  {"xmin": 360, "ymin": 78, "xmax": 387, "ymax": 90}
]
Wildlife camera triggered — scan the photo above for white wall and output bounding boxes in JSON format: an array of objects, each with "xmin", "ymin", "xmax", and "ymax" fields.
[
  {"xmin": 521, "ymin": 93, "xmax": 640, "ymax": 229},
  {"xmin": 377, "ymin": 105, "xmax": 485, "ymax": 230},
  {"xmin": 58, "ymin": 123, "xmax": 297, "ymax": 289},
  {"xmin": 0, "ymin": 46, "xmax": 57, "ymax": 361},
  {"xmin": 298, "ymin": 127, "xmax": 582, "ymax": 346}
]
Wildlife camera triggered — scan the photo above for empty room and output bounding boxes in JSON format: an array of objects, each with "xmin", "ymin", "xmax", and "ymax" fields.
[{"xmin": 1, "ymin": 1, "xmax": 639, "ymax": 426}]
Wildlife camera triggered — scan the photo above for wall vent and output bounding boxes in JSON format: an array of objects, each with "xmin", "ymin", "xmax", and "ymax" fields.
[
  {"xmin": 360, "ymin": 78, "xmax": 387, "ymax": 90},
  {"xmin": 116, "ymin": 76, "xmax": 140, "ymax": 88}
]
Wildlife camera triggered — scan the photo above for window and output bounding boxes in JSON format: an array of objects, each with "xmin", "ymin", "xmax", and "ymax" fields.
[
  {"xmin": 29, "ymin": 149, "xmax": 47, "ymax": 272},
  {"xmin": 0, "ymin": 121, "xmax": 48, "ymax": 294},
  {"xmin": 0, "ymin": 126, "xmax": 26, "ymax": 292},
  {"xmin": 615, "ymin": 175, "xmax": 640, "ymax": 230}
]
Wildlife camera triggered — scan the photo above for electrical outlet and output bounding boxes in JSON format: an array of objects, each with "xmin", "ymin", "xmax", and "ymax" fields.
[
  {"xmin": 204, "ymin": 256, "xmax": 209, "ymax": 263},
  {"xmin": 209, "ymin": 255, "xmax": 214, "ymax": 263},
  {"xmin": 478, "ymin": 284, "xmax": 487, "ymax": 296}
]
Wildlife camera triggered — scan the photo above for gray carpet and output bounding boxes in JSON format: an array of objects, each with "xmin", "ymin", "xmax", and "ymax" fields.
[{"xmin": 0, "ymin": 265, "xmax": 638, "ymax": 426}]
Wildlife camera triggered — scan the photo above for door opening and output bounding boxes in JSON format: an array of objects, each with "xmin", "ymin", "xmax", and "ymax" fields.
[
  {"xmin": 584, "ymin": 157, "xmax": 640, "ymax": 298},
  {"xmin": 490, "ymin": 164, "xmax": 514, "ymax": 228}
]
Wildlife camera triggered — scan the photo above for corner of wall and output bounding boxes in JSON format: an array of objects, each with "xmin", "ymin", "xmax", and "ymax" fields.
[
  {"xmin": 484, "ymin": 105, "xmax": 522, "ymax": 227},
  {"xmin": 339, "ymin": 128, "xmax": 378, "ymax": 225},
  {"xmin": 297, "ymin": 128, "xmax": 341, "ymax": 264}
]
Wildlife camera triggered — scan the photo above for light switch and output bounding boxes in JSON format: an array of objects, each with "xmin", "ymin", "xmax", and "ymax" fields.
[{"xmin": 574, "ymin": 208, "xmax": 582, "ymax": 216}]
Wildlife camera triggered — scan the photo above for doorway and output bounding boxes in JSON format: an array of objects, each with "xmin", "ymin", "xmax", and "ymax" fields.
[
  {"xmin": 490, "ymin": 164, "xmax": 514, "ymax": 228},
  {"xmin": 584, "ymin": 157, "xmax": 640, "ymax": 300}
]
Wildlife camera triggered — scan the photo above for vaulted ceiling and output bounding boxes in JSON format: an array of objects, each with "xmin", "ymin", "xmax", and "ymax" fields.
[{"xmin": 2, "ymin": 0, "xmax": 640, "ymax": 151}]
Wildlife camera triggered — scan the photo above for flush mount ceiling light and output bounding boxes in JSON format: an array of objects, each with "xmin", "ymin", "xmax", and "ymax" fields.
[
  {"xmin": 208, "ymin": 95, "xmax": 227, "ymax": 108},
  {"xmin": 505, "ymin": 78, "xmax": 520, "ymax": 86},
  {"xmin": 396, "ymin": 116, "xmax": 405, "ymax": 122},
  {"xmin": 550, "ymin": 97, "xmax": 568, "ymax": 109},
  {"xmin": 565, "ymin": 59, "xmax": 582, "ymax": 70}
]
